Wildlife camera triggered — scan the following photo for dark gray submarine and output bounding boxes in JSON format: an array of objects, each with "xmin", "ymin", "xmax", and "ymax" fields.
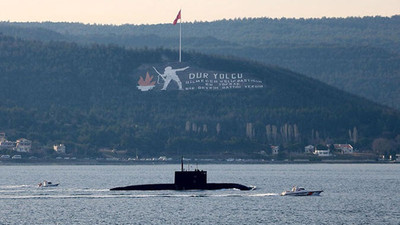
[{"xmin": 110, "ymin": 159, "xmax": 254, "ymax": 191}]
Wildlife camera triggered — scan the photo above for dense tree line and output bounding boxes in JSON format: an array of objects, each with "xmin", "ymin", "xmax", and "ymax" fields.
[
  {"xmin": 4, "ymin": 16, "xmax": 399, "ymax": 51},
  {"xmin": 0, "ymin": 35, "xmax": 400, "ymax": 157}
]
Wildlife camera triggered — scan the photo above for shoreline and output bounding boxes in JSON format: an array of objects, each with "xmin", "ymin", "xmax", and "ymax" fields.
[{"xmin": 1, "ymin": 159, "xmax": 399, "ymax": 166}]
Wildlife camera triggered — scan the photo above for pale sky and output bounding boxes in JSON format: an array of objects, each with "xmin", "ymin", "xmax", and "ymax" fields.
[{"xmin": 0, "ymin": 0, "xmax": 399, "ymax": 25}]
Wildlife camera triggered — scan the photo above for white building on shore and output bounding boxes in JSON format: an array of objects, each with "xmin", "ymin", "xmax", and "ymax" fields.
[
  {"xmin": 15, "ymin": 138, "xmax": 32, "ymax": 153},
  {"xmin": 53, "ymin": 144, "xmax": 66, "ymax": 154},
  {"xmin": 304, "ymin": 145, "xmax": 314, "ymax": 154},
  {"xmin": 334, "ymin": 144, "xmax": 354, "ymax": 154},
  {"xmin": 271, "ymin": 146, "xmax": 279, "ymax": 155},
  {"xmin": 0, "ymin": 140, "xmax": 16, "ymax": 150},
  {"xmin": 314, "ymin": 147, "xmax": 331, "ymax": 157}
]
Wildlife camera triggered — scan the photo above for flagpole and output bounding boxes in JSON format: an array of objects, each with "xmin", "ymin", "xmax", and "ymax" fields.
[{"xmin": 179, "ymin": 11, "xmax": 182, "ymax": 63}]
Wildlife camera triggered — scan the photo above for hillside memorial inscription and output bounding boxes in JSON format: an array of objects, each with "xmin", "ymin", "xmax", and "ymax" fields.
[{"xmin": 136, "ymin": 63, "xmax": 264, "ymax": 92}]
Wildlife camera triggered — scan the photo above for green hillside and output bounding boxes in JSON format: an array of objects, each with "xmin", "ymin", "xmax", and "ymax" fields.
[
  {"xmin": 2, "ymin": 16, "xmax": 399, "ymax": 109},
  {"xmin": 1, "ymin": 35, "xmax": 399, "ymax": 158}
]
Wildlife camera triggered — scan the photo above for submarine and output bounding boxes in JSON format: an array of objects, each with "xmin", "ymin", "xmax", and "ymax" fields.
[{"xmin": 110, "ymin": 159, "xmax": 254, "ymax": 191}]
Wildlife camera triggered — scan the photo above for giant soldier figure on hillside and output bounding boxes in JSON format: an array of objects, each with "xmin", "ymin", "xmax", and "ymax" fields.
[{"xmin": 153, "ymin": 66, "xmax": 189, "ymax": 90}]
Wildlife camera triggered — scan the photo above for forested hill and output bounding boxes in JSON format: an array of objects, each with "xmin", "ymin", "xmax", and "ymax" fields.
[
  {"xmin": 1, "ymin": 16, "xmax": 399, "ymax": 110},
  {"xmin": 3, "ymin": 16, "xmax": 399, "ymax": 51},
  {"xmin": 0, "ymin": 35, "xmax": 399, "ymax": 157}
]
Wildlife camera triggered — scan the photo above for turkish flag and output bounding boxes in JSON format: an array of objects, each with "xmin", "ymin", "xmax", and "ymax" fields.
[{"xmin": 173, "ymin": 10, "xmax": 181, "ymax": 25}]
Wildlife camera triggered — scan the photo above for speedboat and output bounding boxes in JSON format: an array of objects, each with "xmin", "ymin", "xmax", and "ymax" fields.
[
  {"xmin": 38, "ymin": 180, "xmax": 59, "ymax": 187},
  {"xmin": 281, "ymin": 186, "xmax": 323, "ymax": 196}
]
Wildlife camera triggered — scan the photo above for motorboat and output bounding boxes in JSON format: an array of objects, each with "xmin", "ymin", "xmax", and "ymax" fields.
[
  {"xmin": 38, "ymin": 180, "xmax": 59, "ymax": 187},
  {"xmin": 281, "ymin": 186, "xmax": 323, "ymax": 196}
]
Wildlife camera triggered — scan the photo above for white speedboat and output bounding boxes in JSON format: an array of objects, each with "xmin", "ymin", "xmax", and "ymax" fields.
[
  {"xmin": 38, "ymin": 180, "xmax": 59, "ymax": 187},
  {"xmin": 281, "ymin": 186, "xmax": 323, "ymax": 196}
]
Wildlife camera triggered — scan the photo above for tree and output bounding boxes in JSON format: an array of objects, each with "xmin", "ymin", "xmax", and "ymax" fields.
[{"xmin": 372, "ymin": 138, "xmax": 396, "ymax": 156}]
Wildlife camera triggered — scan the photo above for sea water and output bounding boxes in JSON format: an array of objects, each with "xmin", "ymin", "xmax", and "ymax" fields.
[{"xmin": 0, "ymin": 164, "xmax": 399, "ymax": 224}]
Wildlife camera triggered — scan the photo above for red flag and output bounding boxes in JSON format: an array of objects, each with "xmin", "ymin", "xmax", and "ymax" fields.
[{"xmin": 173, "ymin": 10, "xmax": 181, "ymax": 25}]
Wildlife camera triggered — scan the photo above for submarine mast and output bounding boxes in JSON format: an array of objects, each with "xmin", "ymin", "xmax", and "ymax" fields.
[{"xmin": 181, "ymin": 156, "xmax": 184, "ymax": 171}]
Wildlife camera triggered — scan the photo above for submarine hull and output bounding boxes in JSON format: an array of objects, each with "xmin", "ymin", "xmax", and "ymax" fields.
[
  {"xmin": 111, "ymin": 160, "xmax": 253, "ymax": 191},
  {"xmin": 110, "ymin": 183, "xmax": 253, "ymax": 191}
]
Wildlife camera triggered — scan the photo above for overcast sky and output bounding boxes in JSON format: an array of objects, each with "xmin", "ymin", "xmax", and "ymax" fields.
[{"xmin": 0, "ymin": 0, "xmax": 399, "ymax": 25}]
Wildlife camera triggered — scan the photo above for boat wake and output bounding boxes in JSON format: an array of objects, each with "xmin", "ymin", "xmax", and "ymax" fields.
[
  {"xmin": 0, "ymin": 184, "xmax": 31, "ymax": 189},
  {"xmin": 0, "ymin": 191, "xmax": 280, "ymax": 200},
  {"xmin": 0, "ymin": 182, "xmax": 278, "ymax": 200},
  {"xmin": 249, "ymin": 193, "xmax": 280, "ymax": 197}
]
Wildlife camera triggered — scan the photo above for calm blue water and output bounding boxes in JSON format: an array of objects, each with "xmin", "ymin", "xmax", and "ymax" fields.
[{"xmin": 0, "ymin": 164, "xmax": 399, "ymax": 224}]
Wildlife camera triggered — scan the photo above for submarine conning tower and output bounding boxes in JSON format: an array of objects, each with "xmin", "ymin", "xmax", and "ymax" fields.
[
  {"xmin": 174, "ymin": 170, "xmax": 207, "ymax": 189},
  {"xmin": 174, "ymin": 157, "xmax": 207, "ymax": 189}
]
